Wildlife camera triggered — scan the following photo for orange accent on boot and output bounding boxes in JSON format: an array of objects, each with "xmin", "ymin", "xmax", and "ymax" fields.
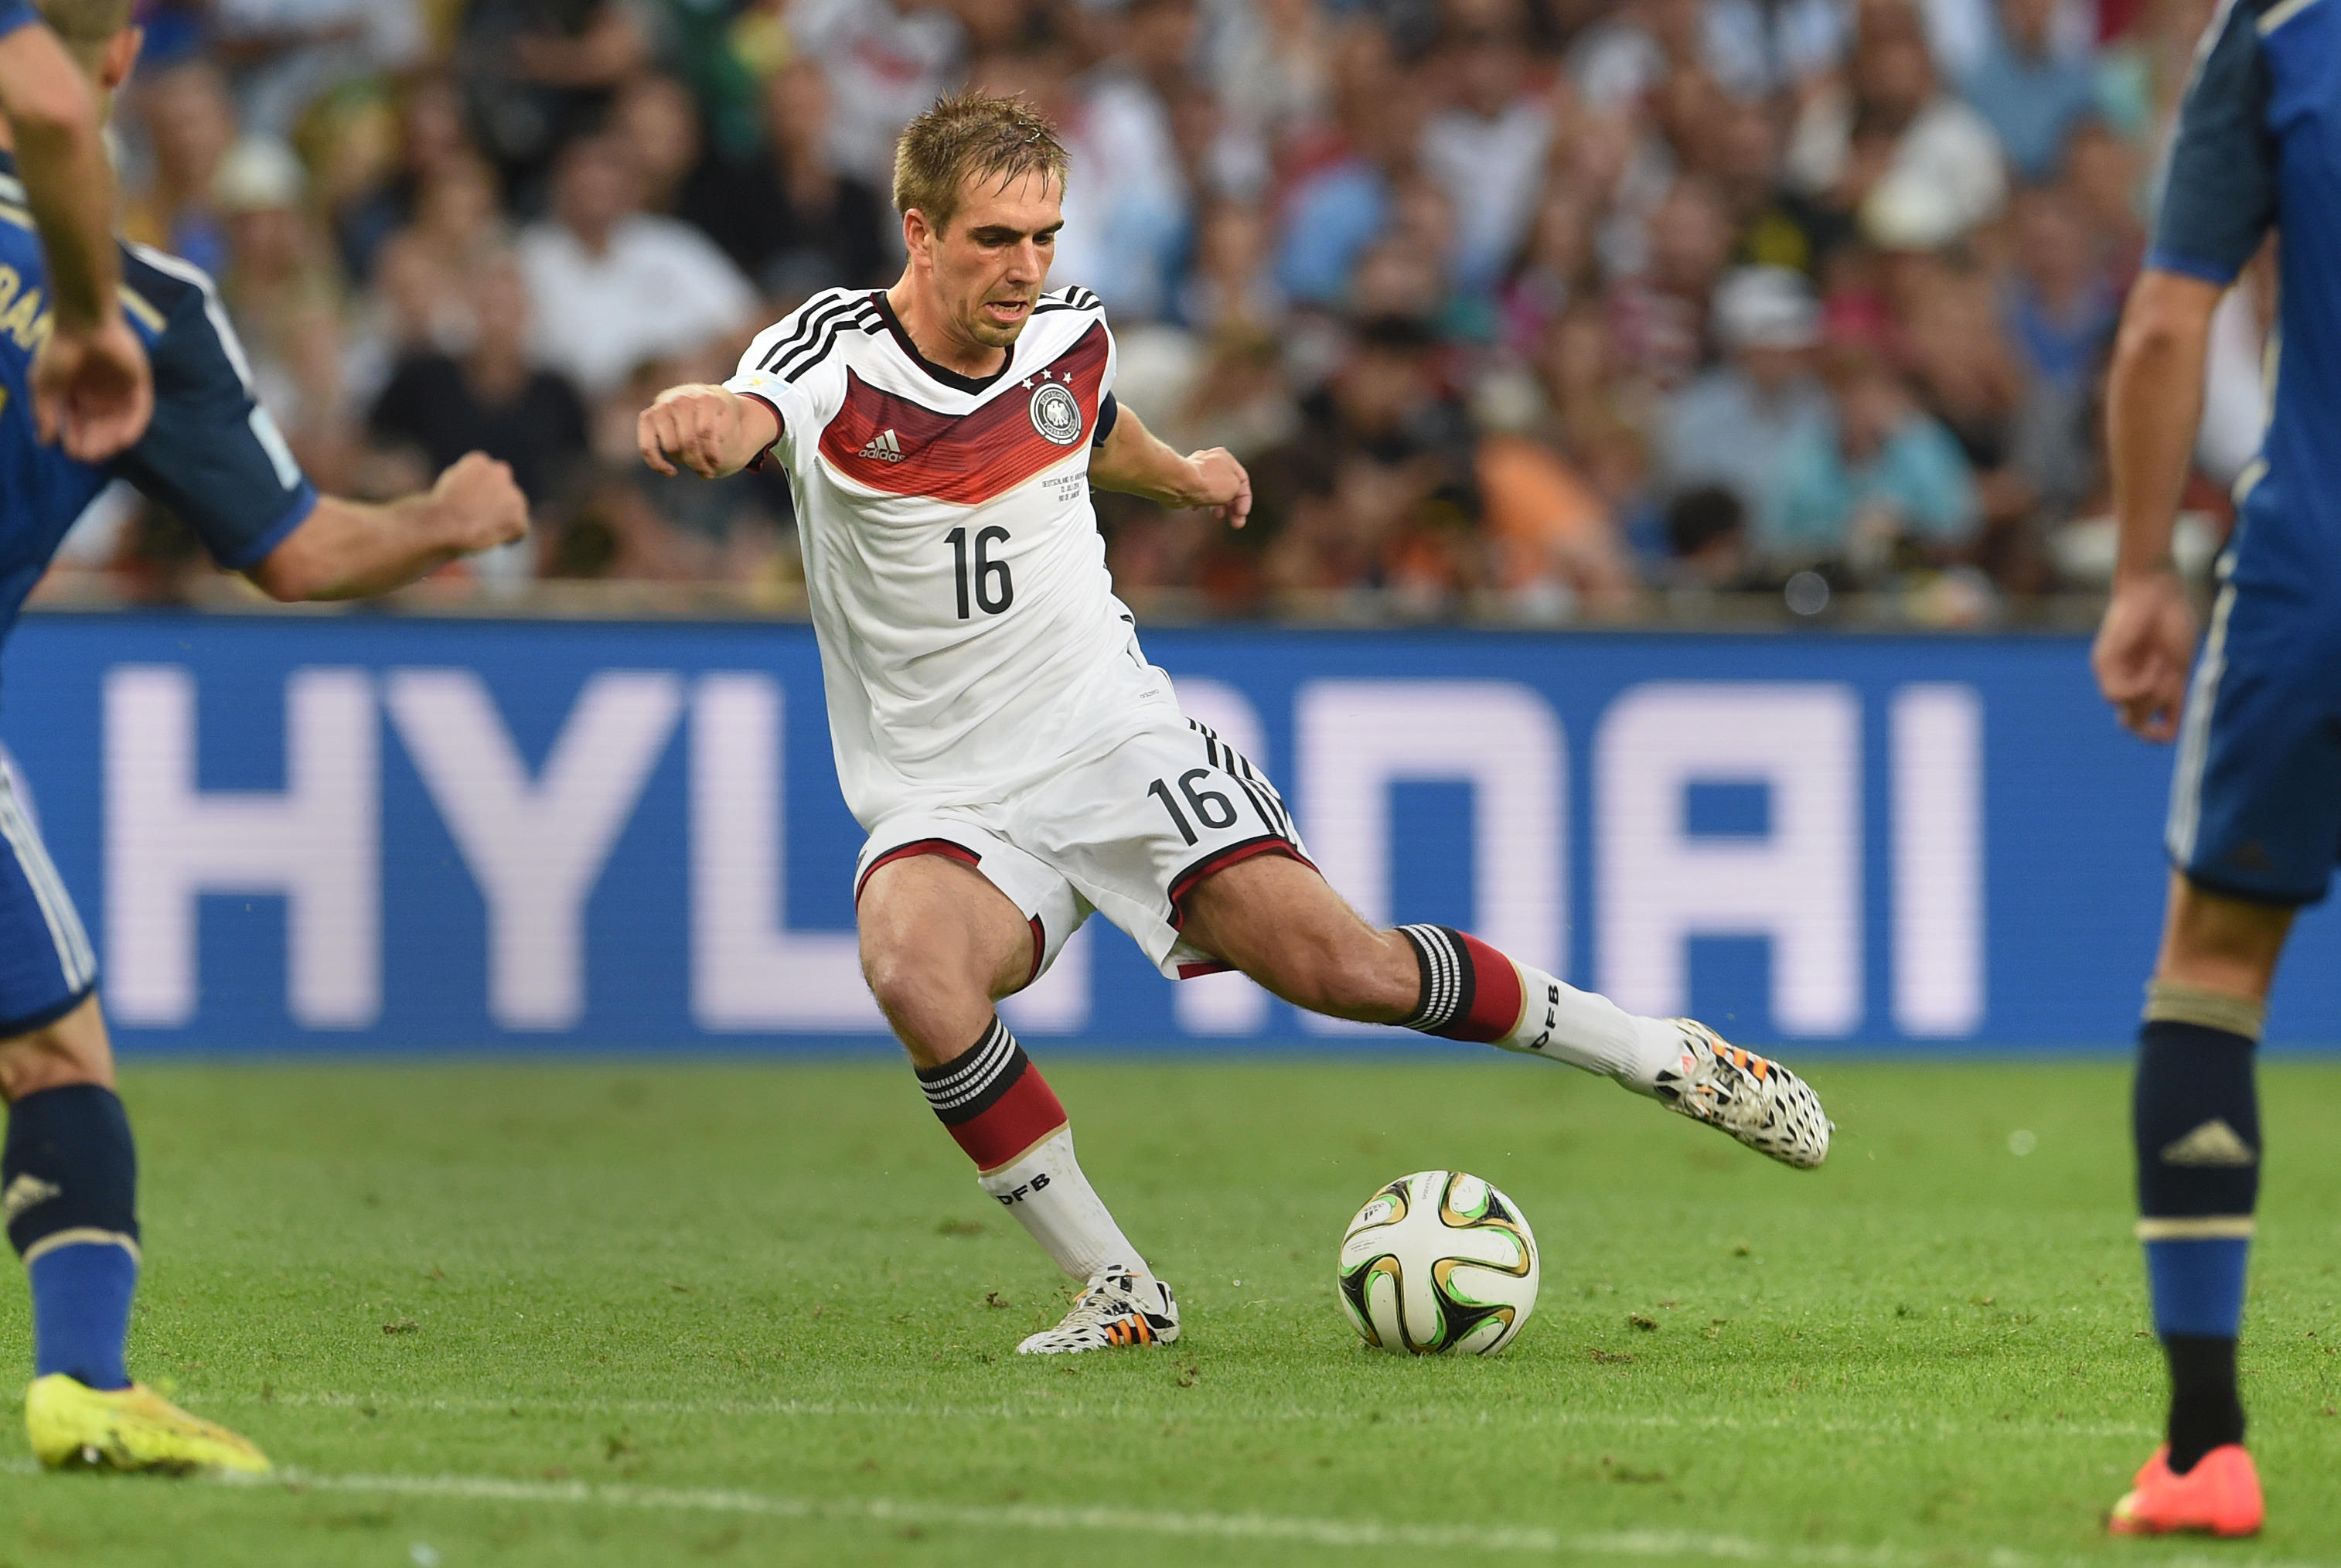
[{"xmin": 2108, "ymin": 1444, "xmax": 2263, "ymax": 1537}]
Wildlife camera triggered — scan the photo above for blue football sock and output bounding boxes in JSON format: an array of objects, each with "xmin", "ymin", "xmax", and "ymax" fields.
[
  {"xmin": 2145, "ymin": 1237, "xmax": 2250, "ymax": 1338},
  {"xmin": 2133, "ymin": 1006, "xmax": 2258, "ymax": 1469},
  {"xmin": 26, "ymin": 1242, "xmax": 135, "ymax": 1389},
  {"xmin": 4, "ymin": 1083, "xmax": 141, "ymax": 1391}
]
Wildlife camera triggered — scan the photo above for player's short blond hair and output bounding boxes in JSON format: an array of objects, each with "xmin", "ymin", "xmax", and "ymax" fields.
[
  {"xmin": 36, "ymin": 0, "xmax": 133, "ymax": 44},
  {"xmin": 891, "ymin": 91, "xmax": 1069, "ymax": 235}
]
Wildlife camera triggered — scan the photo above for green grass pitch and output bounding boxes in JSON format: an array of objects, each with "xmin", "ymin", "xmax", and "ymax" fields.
[{"xmin": 2, "ymin": 1056, "xmax": 2338, "ymax": 1566}]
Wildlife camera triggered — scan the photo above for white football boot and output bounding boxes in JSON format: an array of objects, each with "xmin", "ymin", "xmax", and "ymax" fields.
[
  {"xmin": 1650, "ymin": 1020, "xmax": 1832, "ymax": 1169},
  {"xmin": 1015, "ymin": 1266, "xmax": 1181, "ymax": 1354}
]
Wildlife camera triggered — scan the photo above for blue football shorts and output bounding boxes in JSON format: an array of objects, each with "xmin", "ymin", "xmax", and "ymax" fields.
[
  {"xmin": 2166, "ymin": 544, "xmax": 2341, "ymax": 906},
  {"xmin": 0, "ymin": 764, "xmax": 97, "ymax": 1036}
]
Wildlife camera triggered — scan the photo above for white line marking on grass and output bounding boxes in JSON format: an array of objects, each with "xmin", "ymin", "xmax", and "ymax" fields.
[
  {"xmin": 202, "ymin": 1388, "xmax": 2157, "ymax": 1443},
  {"xmin": 2, "ymin": 1461, "xmax": 2323, "ymax": 1568},
  {"xmin": 193, "ymin": 1468, "xmax": 2324, "ymax": 1568}
]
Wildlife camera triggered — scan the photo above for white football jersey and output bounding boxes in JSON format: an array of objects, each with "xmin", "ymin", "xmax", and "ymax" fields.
[{"xmin": 724, "ymin": 285, "xmax": 1177, "ymax": 827}]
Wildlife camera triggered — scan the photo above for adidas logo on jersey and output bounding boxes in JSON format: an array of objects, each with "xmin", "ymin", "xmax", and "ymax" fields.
[{"xmin": 857, "ymin": 429, "xmax": 906, "ymax": 464}]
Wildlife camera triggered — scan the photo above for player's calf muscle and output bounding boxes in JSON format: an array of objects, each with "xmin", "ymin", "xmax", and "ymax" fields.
[{"xmin": 0, "ymin": 997, "xmax": 114, "ymax": 1103}]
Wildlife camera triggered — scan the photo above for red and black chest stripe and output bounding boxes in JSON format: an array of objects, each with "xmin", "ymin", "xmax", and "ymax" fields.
[{"xmin": 818, "ymin": 322, "xmax": 1108, "ymax": 506}]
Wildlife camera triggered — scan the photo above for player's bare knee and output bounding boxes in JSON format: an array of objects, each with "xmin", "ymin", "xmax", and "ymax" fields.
[
  {"xmin": 860, "ymin": 939, "xmax": 963, "ymax": 1023},
  {"xmin": 0, "ymin": 995, "xmax": 115, "ymax": 1103},
  {"xmin": 860, "ymin": 929, "xmax": 997, "ymax": 1061}
]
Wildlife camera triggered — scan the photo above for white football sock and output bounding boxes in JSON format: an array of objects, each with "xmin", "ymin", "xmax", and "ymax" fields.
[
  {"xmin": 1501, "ymin": 960, "xmax": 1686, "ymax": 1093},
  {"xmin": 978, "ymin": 1128, "xmax": 1151, "ymax": 1282}
]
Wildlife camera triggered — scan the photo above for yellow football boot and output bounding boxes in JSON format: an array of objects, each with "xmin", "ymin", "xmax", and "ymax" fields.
[{"xmin": 24, "ymin": 1373, "xmax": 271, "ymax": 1474}]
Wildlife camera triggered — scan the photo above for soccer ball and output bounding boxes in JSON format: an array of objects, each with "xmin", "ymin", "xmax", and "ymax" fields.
[{"xmin": 1337, "ymin": 1170, "xmax": 1539, "ymax": 1355}]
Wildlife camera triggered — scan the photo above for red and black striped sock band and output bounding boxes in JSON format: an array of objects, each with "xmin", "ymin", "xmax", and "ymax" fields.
[
  {"xmin": 1395, "ymin": 925, "xmax": 1525, "ymax": 1045},
  {"xmin": 916, "ymin": 1019, "xmax": 1068, "ymax": 1171}
]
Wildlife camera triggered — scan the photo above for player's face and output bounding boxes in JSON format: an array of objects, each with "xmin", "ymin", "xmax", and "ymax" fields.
[{"xmin": 930, "ymin": 170, "xmax": 1062, "ymax": 350}]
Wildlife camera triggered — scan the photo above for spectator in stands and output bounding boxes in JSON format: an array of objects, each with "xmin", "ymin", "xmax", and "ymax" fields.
[
  {"xmin": 458, "ymin": 0, "xmax": 648, "ymax": 203},
  {"xmin": 516, "ymin": 133, "xmax": 755, "ymax": 399},
  {"xmin": 1419, "ymin": 0, "xmax": 1555, "ymax": 296},
  {"xmin": 213, "ymin": 139, "xmax": 339, "ymax": 424},
  {"xmin": 372, "ymin": 152, "xmax": 507, "ymax": 357},
  {"xmin": 1174, "ymin": 323, "xmax": 1302, "ymax": 458},
  {"xmin": 1501, "ymin": 184, "xmax": 1599, "ymax": 360},
  {"xmin": 1665, "ymin": 483, "xmax": 1754, "ymax": 585},
  {"xmin": 1477, "ymin": 427, "xmax": 1641, "ymax": 617},
  {"xmin": 1660, "ymin": 266, "xmax": 1830, "ymax": 523},
  {"xmin": 1607, "ymin": 177, "xmax": 1733, "ymax": 389},
  {"xmin": 679, "ymin": 59, "xmax": 892, "ymax": 305},
  {"xmin": 2062, "ymin": 118, "xmax": 2148, "ymax": 285},
  {"xmin": 1706, "ymin": 95, "xmax": 1845, "ymax": 278},
  {"xmin": 789, "ymin": 0, "xmax": 967, "ymax": 191},
  {"xmin": 610, "ymin": 73, "xmax": 703, "ymax": 217},
  {"xmin": 209, "ymin": 0, "xmax": 424, "ymax": 138},
  {"xmin": 1275, "ymin": 36, "xmax": 1429, "ymax": 309},
  {"xmin": 1763, "ymin": 345, "xmax": 1979, "ymax": 577},
  {"xmin": 1051, "ymin": 0, "xmax": 1196, "ymax": 320},
  {"xmin": 126, "ymin": 59, "xmax": 237, "ymax": 280},
  {"xmin": 1786, "ymin": 2, "xmax": 2005, "ymax": 250},
  {"xmin": 1896, "ymin": 254, "xmax": 2060, "ymax": 585},
  {"xmin": 328, "ymin": 73, "xmax": 475, "ymax": 284},
  {"xmin": 370, "ymin": 254, "xmax": 591, "ymax": 517},
  {"xmin": 1571, "ymin": 0, "xmax": 1836, "ymax": 108},
  {"xmin": 1256, "ymin": 315, "xmax": 1478, "ymax": 595},
  {"xmin": 2003, "ymin": 184, "xmax": 2119, "ymax": 394},
  {"xmin": 1205, "ymin": 0, "xmax": 1334, "ymax": 138},
  {"xmin": 1958, "ymin": 0, "xmax": 2098, "ymax": 181},
  {"xmin": 1178, "ymin": 199, "xmax": 1284, "ymax": 333}
]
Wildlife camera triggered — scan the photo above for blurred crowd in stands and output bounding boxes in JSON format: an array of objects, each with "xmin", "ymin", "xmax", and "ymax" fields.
[{"xmin": 38, "ymin": 0, "xmax": 2271, "ymax": 622}]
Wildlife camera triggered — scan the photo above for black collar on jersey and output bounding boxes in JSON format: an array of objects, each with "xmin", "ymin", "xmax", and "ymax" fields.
[{"xmin": 871, "ymin": 291, "xmax": 1017, "ymax": 395}]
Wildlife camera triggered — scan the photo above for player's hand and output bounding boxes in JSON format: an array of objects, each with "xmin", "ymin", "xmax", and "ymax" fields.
[
  {"xmin": 431, "ymin": 452, "xmax": 530, "ymax": 554},
  {"xmin": 639, "ymin": 384, "xmax": 772, "ymax": 479},
  {"xmin": 2092, "ymin": 566, "xmax": 2197, "ymax": 743},
  {"xmin": 31, "ymin": 311, "xmax": 154, "ymax": 462},
  {"xmin": 1186, "ymin": 447, "xmax": 1251, "ymax": 529}
]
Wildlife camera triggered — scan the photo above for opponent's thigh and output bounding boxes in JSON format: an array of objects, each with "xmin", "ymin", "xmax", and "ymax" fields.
[
  {"xmin": 1180, "ymin": 853, "xmax": 1417, "ymax": 1021},
  {"xmin": 857, "ymin": 854, "xmax": 1040, "ymax": 1068},
  {"xmin": 0, "ymin": 993, "xmax": 115, "ymax": 1103}
]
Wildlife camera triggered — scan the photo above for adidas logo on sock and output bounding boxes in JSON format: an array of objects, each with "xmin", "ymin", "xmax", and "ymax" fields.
[
  {"xmin": 2160, "ymin": 1119, "xmax": 2258, "ymax": 1167},
  {"xmin": 857, "ymin": 428, "xmax": 905, "ymax": 464},
  {"xmin": 2, "ymin": 1174, "xmax": 60, "ymax": 1225}
]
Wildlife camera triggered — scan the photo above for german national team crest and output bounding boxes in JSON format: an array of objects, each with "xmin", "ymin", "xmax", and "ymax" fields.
[{"xmin": 1030, "ymin": 381, "xmax": 1083, "ymax": 446}]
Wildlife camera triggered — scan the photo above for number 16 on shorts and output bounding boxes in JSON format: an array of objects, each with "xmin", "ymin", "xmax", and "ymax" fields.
[{"xmin": 1147, "ymin": 769, "xmax": 1242, "ymax": 847}]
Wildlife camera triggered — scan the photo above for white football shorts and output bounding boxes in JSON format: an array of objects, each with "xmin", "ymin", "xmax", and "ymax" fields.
[{"xmin": 853, "ymin": 711, "xmax": 1312, "ymax": 986}]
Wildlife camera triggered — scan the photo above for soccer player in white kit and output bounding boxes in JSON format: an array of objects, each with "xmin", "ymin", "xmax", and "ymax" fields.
[{"xmin": 640, "ymin": 92, "xmax": 1832, "ymax": 1354}]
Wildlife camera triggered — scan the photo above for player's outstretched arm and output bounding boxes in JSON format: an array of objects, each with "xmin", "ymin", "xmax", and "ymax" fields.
[
  {"xmin": 0, "ymin": 15, "xmax": 152, "ymax": 461},
  {"xmin": 1090, "ymin": 404, "xmax": 1250, "ymax": 527},
  {"xmin": 245, "ymin": 452, "xmax": 530, "ymax": 602},
  {"xmin": 638, "ymin": 383, "xmax": 779, "ymax": 479},
  {"xmin": 2093, "ymin": 268, "xmax": 2221, "ymax": 744}
]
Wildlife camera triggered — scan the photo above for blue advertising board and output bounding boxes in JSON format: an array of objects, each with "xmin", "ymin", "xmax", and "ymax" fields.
[{"xmin": 2, "ymin": 612, "xmax": 2333, "ymax": 1054}]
